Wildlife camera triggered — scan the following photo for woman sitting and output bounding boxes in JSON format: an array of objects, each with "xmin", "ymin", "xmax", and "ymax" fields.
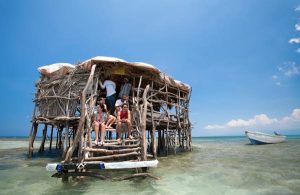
[
  {"xmin": 92, "ymin": 104, "xmax": 116, "ymax": 146},
  {"xmin": 116, "ymin": 103, "xmax": 133, "ymax": 143}
]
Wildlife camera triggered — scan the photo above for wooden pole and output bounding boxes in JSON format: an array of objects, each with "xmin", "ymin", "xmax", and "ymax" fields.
[
  {"xmin": 84, "ymin": 147, "xmax": 140, "ymax": 154},
  {"xmin": 150, "ymin": 81, "xmax": 157, "ymax": 158},
  {"xmin": 28, "ymin": 103, "xmax": 37, "ymax": 158},
  {"xmin": 56, "ymin": 129, "xmax": 59, "ymax": 149},
  {"xmin": 58, "ymin": 126, "xmax": 63, "ymax": 149},
  {"xmin": 85, "ymin": 151, "xmax": 139, "ymax": 161},
  {"xmin": 62, "ymin": 122, "xmax": 69, "ymax": 157},
  {"xmin": 49, "ymin": 125, "xmax": 54, "ymax": 150},
  {"xmin": 141, "ymin": 84, "xmax": 150, "ymax": 161},
  {"xmin": 39, "ymin": 124, "xmax": 48, "ymax": 153},
  {"xmin": 28, "ymin": 122, "xmax": 38, "ymax": 157},
  {"xmin": 157, "ymin": 129, "xmax": 161, "ymax": 154}
]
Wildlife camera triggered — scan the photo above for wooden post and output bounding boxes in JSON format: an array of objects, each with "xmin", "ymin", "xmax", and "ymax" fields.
[
  {"xmin": 49, "ymin": 125, "xmax": 54, "ymax": 150},
  {"xmin": 157, "ymin": 130, "xmax": 161, "ymax": 154},
  {"xmin": 28, "ymin": 103, "xmax": 37, "ymax": 158},
  {"xmin": 150, "ymin": 81, "xmax": 157, "ymax": 159},
  {"xmin": 56, "ymin": 129, "xmax": 59, "ymax": 149},
  {"xmin": 39, "ymin": 124, "xmax": 48, "ymax": 153},
  {"xmin": 28, "ymin": 122, "xmax": 38, "ymax": 157},
  {"xmin": 151, "ymin": 123, "xmax": 157, "ymax": 158},
  {"xmin": 141, "ymin": 84, "xmax": 150, "ymax": 161},
  {"xmin": 62, "ymin": 123, "xmax": 70, "ymax": 158},
  {"xmin": 58, "ymin": 126, "xmax": 63, "ymax": 149}
]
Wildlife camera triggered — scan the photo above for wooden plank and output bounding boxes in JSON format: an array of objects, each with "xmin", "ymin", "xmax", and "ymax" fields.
[
  {"xmin": 84, "ymin": 147, "xmax": 141, "ymax": 154},
  {"xmin": 85, "ymin": 151, "xmax": 139, "ymax": 161}
]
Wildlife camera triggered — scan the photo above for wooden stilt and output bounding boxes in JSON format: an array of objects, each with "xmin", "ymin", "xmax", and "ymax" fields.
[
  {"xmin": 141, "ymin": 84, "xmax": 150, "ymax": 161},
  {"xmin": 39, "ymin": 124, "xmax": 48, "ymax": 153},
  {"xmin": 28, "ymin": 122, "xmax": 38, "ymax": 157},
  {"xmin": 150, "ymin": 81, "xmax": 157, "ymax": 159},
  {"xmin": 63, "ymin": 122, "xmax": 69, "ymax": 157},
  {"xmin": 49, "ymin": 125, "xmax": 54, "ymax": 150},
  {"xmin": 158, "ymin": 130, "xmax": 161, "ymax": 154},
  {"xmin": 56, "ymin": 128, "xmax": 59, "ymax": 149},
  {"xmin": 58, "ymin": 126, "xmax": 63, "ymax": 149}
]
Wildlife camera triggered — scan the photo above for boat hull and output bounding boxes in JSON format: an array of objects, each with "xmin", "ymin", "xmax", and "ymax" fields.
[{"xmin": 245, "ymin": 131, "xmax": 286, "ymax": 145}]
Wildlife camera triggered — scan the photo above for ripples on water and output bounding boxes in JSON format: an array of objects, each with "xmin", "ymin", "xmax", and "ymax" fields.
[{"xmin": 0, "ymin": 136, "xmax": 299, "ymax": 194}]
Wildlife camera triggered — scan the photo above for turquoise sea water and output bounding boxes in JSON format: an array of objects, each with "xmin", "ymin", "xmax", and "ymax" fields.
[{"xmin": 0, "ymin": 136, "xmax": 299, "ymax": 194}]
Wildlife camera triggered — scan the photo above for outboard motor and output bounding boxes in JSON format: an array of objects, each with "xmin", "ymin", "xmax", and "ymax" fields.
[{"xmin": 274, "ymin": 131, "xmax": 281, "ymax": 136}]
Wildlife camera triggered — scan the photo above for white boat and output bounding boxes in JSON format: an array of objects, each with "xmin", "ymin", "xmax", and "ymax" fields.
[{"xmin": 245, "ymin": 130, "xmax": 286, "ymax": 145}]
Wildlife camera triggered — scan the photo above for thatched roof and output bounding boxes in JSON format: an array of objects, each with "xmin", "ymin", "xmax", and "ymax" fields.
[{"xmin": 38, "ymin": 56, "xmax": 191, "ymax": 92}]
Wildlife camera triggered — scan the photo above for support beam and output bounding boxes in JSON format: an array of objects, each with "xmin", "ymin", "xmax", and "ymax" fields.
[
  {"xmin": 84, "ymin": 147, "xmax": 141, "ymax": 154},
  {"xmin": 85, "ymin": 151, "xmax": 139, "ymax": 161},
  {"xmin": 141, "ymin": 84, "xmax": 150, "ymax": 161},
  {"xmin": 49, "ymin": 125, "xmax": 54, "ymax": 150},
  {"xmin": 39, "ymin": 124, "xmax": 48, "ymax": 153},
  {"xmin": 28, "ymin": 122, "xmax": 38, "ymax": 157}
]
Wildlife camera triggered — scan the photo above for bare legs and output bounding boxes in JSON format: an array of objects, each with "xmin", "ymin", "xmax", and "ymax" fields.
[
  {"xmin": 106, "ymin": 115, "xmax": 116, "ymax": 128},
  {"xmin": 93, "ymin": 121, "xmax": 106, "ymax": 146},
  {"xmin": 116, "ymin": 120, "xmax": 133, "ymax": 143},
  {"xmin": 99, "ymin": 123, "xmax": 105, "ymax": 145},
  {"xmin": 93, "ymin": 122, "xmax": 100, "ymax": 145}
]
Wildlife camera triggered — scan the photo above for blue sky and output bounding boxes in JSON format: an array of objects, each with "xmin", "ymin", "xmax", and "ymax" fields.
[{"xmin": 0, "ymin": 0, "xmax": 299, "ymax": 136}]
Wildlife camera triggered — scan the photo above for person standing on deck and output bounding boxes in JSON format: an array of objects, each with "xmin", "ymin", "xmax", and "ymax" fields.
[
  {"xmin": 116, "ymin": 103, "xmax": 133, "ymax": 143},
  {"xmin": 118, "ymin": 77, "xmax": 132, "ymax": 98},
  {"xmin": 100, "ymin": 77, "xmax": 116, "ymax": 115}
]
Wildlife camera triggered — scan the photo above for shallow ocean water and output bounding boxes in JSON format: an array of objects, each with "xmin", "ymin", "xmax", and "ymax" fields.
[{"xmin": 0, "ymin": 136, "xmax": 299, "ymax": 194}]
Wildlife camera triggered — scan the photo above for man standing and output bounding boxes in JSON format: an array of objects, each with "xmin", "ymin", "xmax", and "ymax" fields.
[
  {"xmin": 118, "ymin": 78, "xmax": 132, "ymax": 98},
  {"xmin": 100, "ymin": 77, "xmax": 116, "ymax": 114}
]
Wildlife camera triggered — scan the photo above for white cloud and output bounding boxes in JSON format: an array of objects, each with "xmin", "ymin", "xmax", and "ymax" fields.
[
  {"xmin": 291, "ymin": 108, "xmax": 300, "ymax": 120},
  {"xmin": 296, "ymin": 24, "xmax": 300, "ymax": 31},
  {"xmin": 278, "ymin": 62, "xmax": 299, "ymax": 77},
  {"xmin": 204, "ymin": 124, "xmax": 226, "ymax": 130},
  {"xmin": 289, "ymin": 38, "xmax": 300, "ymax": 44},
  {"xmin": 272, "ymin": 75, "xmax": 280, "ymax": 86},
  {"xmin": 296, "ymin": 5, "xmax": 300, "ymax": 11},
  {"xmin": 204, "ymin": 108, "xmax": 300, "ymax": 130}
]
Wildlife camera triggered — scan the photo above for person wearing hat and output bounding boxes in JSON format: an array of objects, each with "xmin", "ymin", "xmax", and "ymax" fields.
[{"xmin": 115, "ymin": 95, "xmax": 129, "ymax": 115}]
